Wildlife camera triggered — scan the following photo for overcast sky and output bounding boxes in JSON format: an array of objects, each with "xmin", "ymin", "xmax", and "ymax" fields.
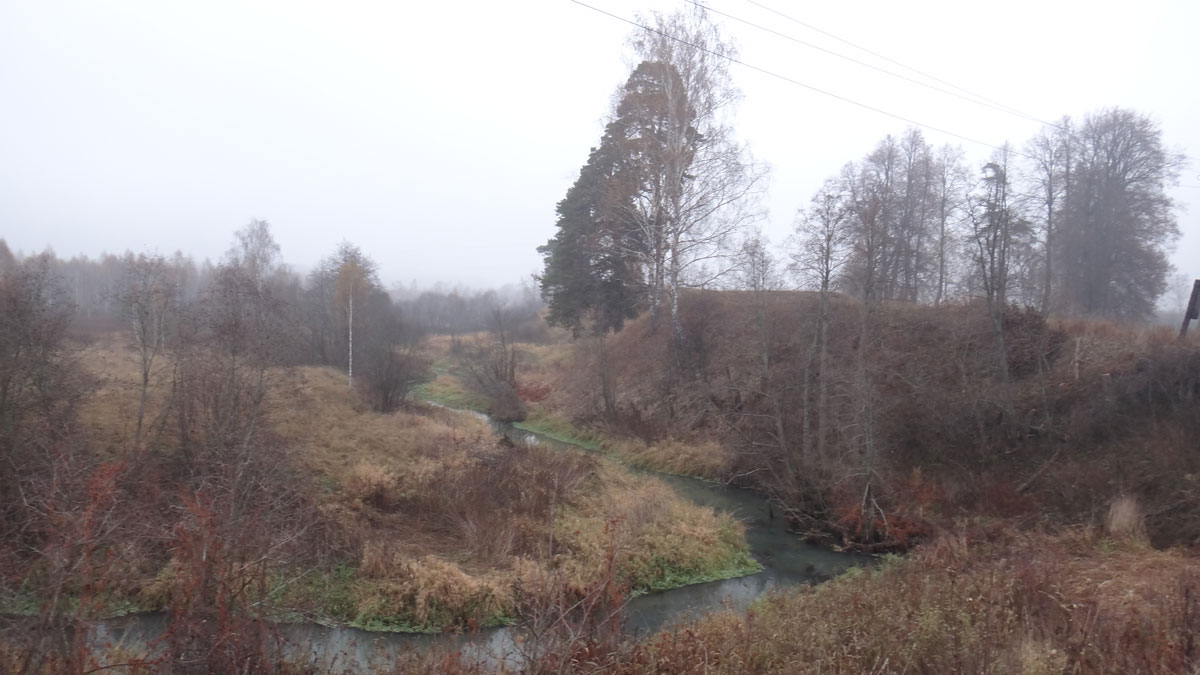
[{"xmin": 2, "ymin": 0, "xmax": 1197, "ymax": 293}]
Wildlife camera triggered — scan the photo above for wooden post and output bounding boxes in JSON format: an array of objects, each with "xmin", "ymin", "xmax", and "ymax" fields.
[{"xmin": 1180, "ymin": 279, "xmax": 1200, "ymax": 338}]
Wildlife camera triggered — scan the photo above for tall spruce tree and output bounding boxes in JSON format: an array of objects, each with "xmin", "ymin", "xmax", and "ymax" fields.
[
  {"xmin": 540, "ymin": 7, "xmax": 762, "ymax": 339},
  {"xmin": 538, "ymin": 123, "xmax": 644, "ymax": 335}
]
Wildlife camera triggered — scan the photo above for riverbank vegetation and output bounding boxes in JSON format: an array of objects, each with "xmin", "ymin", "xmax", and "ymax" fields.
[
  {"xmin": 0, "ymin": 227, "xmax": 757, "ymax": 673},
  {"xmin": 268, "ymin": 364, "xmax": 756, "ymax": 628},
  {"xmin": 527, "ymin": 291, "xmax": 1200, "ymax": 553},
  {"xmin": 376, "ymin": 524, "xmax": 1200, "ymax": 674},
  {"xmin": 375, "ymin": 278, "xmax": 1200, "ymax": 674}
]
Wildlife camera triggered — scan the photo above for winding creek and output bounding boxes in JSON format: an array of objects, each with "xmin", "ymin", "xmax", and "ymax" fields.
[
  {"xmin": 69, "ymin": 408, "xmax": 873, "ymax": 671},
  {"xmin": 496, "ymin": 416, "xmax": 875, "ymax": 635}
]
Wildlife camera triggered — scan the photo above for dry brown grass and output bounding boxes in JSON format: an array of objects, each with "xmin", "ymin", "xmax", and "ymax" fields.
[
  {"xmin": 611, "ymin": 437, "xmax": 734, "ymax": 480},
  {"xmin": 75, "ymin": 335, "xmax": 175, "ymax": 454},
  {"xmin": 67, "ymin": 342, "xmax": 761, "ymax": 633},
  {"xmin": 353, "ymin": 555, "xmax": 514, "ymax": 630},
  {"xmin": 345, "ymin": 461, "xmax": 399, "ymax": 509},
  {"xmin": 268, "ymin": 363, "xmax": 757, "ymax": 629},
  {"xmin": 617, "ymin": 525, "xmax": 1200, "ymax": 674},
  {"xmin": 1106, "ymin": 494, "xmax": 1148, "ymax": 544},
  {"xmin": 558, "ymin": 463, "xmax": 756, "ymax": 591},
  {"xmin": 269, "ymin": 365, "xmax": 494, "ymax": 493}
]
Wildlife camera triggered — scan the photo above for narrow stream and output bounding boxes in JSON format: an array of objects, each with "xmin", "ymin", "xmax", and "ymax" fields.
[
  {"xmin": 63, "ymin": 409, "xmax": 871, "ymax": 672},
  {"xmin": 492, "ymin": 419, "xmax": 873, "ymax": 639}
]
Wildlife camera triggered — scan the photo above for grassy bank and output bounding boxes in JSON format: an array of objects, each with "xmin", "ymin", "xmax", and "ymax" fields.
[
  {"xmin": 620, "ymin": 523, "xmax": 1200, "ymax": 674},
  {"xmin": 53, "ymin": 344, "xmax": 762, "ymax": 636},
  {"xmin": 512, "ymin": 409, "xmax": 607, "ymax": 451},
  {"xmin": 272, "ymin": 366, "xmax": 761, "ymax": 631},
  {"xmin": 412, "ymin": 371, "xmax": 490, "ymax": 412},
  {"xmin": 421, "ymin": 340, "xmax": 735, "ymax": 480}
]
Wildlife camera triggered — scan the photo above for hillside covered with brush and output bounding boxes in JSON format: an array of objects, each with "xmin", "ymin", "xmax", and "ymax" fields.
[{"xmin": 522, "ymin": 289, "xmax": 1200, "ymax": 551}]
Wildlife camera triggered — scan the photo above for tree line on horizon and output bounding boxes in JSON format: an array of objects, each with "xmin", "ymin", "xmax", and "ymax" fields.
[
  {"xmin": 0, "ymin": 234, "xmax": 544, "ymax": 342},
  {"xmin": 538, "ymin": 7, "xmax": 1187, "ymax": 336},
  {"xmin": 0, "ymin": 223, "xmax": 435, "ymax": 414}
]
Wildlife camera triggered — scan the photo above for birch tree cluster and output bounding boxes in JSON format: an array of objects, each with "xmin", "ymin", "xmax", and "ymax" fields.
[{"xmin": 792, "ymin": 109, "xmax": 1184, "ymax": 322}]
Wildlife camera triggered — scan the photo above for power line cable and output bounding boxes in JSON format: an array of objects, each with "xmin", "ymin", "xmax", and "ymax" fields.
[
  {"xmin": 743, "ymin": 0, "xmax": 1060, "ymax": 129},
  {"xmin": 688, "ymin": 0, "xmax": 1056, "ymax": 128},
  {"xmin": 567, "ymin": 0, "xmax": 1035, "ymax": 160}
]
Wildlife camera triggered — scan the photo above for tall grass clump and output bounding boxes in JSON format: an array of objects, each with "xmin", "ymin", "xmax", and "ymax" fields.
[{"xmin": 1106, "ymin": 494, "xmax": 1148, "ymax": 544}]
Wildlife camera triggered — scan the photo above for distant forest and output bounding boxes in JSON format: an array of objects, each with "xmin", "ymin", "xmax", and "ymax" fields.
[{"xmin": 0, "ymin": 232, "xmax": 544, "ymax": 339}]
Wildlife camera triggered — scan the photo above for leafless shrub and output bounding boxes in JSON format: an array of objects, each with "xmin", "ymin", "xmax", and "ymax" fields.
[
  {"xmin": 457, "ymin": 306, "xmax": 528, "ymax": 421},
  {"xmin": 510, "ymin": 523, "xmax": 633, "ymax": 674},
  {"xmin": 400, "ymin": 441, "xmax": 595, "ymax": 561},
  {"xmin": 357, "ymin": 305, "xmax": 431, "ymax": 414}
]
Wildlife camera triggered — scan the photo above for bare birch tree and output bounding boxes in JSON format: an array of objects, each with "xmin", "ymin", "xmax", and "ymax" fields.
[
  {"xmin": 791, "ymin": 178, "xmax": 853, "ymax": 462},
  {"xmin": 1023, "ymin": 117, "xmax": 1073, "ymax": 314},
  {"xmin": 614, "ymin": 7, "xmax": 766, "ymax": 345},
  {"xmin": 117, "ymin": 253, "xmax": 177, "ymax": 439},
  {"xmin": 931, "ymin": 144, "xmax": 969, "ymax": 305}
]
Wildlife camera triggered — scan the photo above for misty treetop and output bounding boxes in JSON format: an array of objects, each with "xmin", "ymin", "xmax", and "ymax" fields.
[
  {"xmin": 540, "ymin": 7, "xmax": 765, "ymax": 338},
  {"xmin": 789, "ymin": 108, "xmax": 1183, "ymax": 321},
  {"xmin": 1054, "ymin": 109, "xmax": 1184, "ymax": 320}
]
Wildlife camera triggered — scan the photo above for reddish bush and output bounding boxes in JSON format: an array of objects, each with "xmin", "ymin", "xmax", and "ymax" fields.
[{"xmin": 517, "ymin": 379, "xmax": 552, "ymax": 403}]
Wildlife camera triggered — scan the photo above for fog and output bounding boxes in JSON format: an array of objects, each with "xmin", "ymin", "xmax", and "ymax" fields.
[{"xmin": 2, "ymin": 0, "xmax": 1196, "ymax": 289}]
